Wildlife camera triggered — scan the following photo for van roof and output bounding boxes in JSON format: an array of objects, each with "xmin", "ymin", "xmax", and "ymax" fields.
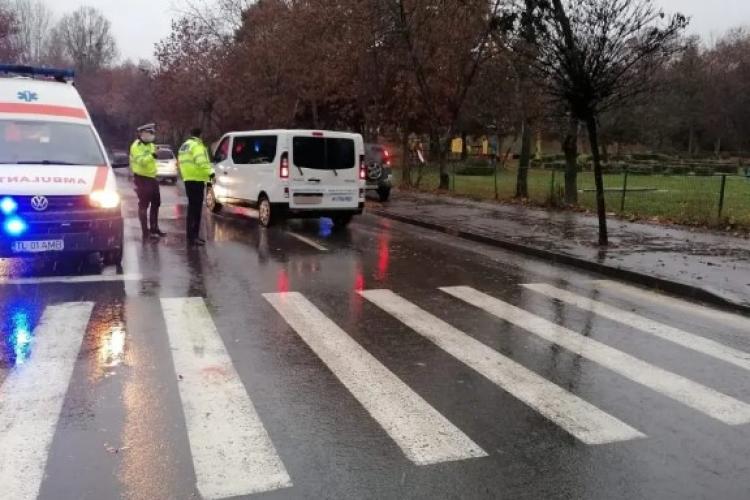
[
  {"xmin": 0, "ymin": 77, "xmax": 90, "ymax": 123},
  {"xmin": 226, "ymin": 129, "xmax": 362, "ymax": 138}
]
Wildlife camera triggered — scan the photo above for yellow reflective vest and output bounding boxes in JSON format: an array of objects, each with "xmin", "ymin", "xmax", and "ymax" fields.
[
  {"xmin": 129, "ymin": 140, "xmax": 157, "ymax": 178},
  {"xmin": 178, "ymin": 137, "xmax": 213, "ymax": 182}
]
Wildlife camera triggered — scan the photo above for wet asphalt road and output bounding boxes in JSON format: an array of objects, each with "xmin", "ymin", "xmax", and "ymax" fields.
[{"xmin": 1, "ymin": 174, "xmax": 750, "ymax": 500}]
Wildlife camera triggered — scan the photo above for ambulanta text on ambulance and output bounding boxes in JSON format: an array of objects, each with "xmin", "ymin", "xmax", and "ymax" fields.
[{"xmin": 0, "ymin": 65, "xmax": 124, "ymax": 265}]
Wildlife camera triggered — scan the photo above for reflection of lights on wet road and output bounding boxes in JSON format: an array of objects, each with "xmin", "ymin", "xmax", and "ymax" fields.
[
  {"xmin": 99, "ymin": 323, "xmax": 126, "ymax": 368},
  {"xmin": 377, "ymin": 232, "xmax": 391, "ymax": 281},
  {"xmin": 277, "ymin": 268, "xmax": 290, "ymax": 293},
  {"xmin": 318, "ymin": 218, "xmax": 333, "ymax": 239},
  {"xmin": 10, "ymin": 308, "xmax": 33, "ymax": 365}
]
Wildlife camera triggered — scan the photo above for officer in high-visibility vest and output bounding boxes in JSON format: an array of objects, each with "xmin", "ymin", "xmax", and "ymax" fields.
[
  {"xmin": 129, "ymin": 123, "xmax": 166, "ymax": 239},
  {"xmin": 178, "ymin": 128, "xmax": 214, "ymax": 246}
]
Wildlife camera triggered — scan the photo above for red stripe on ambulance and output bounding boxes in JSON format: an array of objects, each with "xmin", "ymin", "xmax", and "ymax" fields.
[
  {"xmin": 0, "ymin": 102, "xmax": 88, "ymax": 119},
  {"xmin": 92, "ymin": 165, "xmax": 109, "ymax": 191}
]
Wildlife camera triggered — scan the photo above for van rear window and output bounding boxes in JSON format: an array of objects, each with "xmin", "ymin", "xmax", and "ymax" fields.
[
  {"xmin": 293, "ymin": 137, "xmax": 355, "ymax": 170},
  {"xmin": 0, "ymin": 120, "xmax": 105, "ymax": 166}
]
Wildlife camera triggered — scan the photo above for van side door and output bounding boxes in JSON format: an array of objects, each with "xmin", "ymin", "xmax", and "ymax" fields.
[{"xmin": 212, "ymin": 135, "xmax": 234, "ymax": 200}]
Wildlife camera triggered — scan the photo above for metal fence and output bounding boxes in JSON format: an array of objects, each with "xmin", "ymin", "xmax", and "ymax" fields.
[{"xmin": 397, "ymin": 162, "xmax": 750, "ymax": 227}]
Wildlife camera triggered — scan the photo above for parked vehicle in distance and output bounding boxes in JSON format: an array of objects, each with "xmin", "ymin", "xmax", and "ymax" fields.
[
  {"xmin": 109, "ymin": 150, "xmax": 129, "ymax": 169},
  {"xmin": 156, "ymin": 146, "xmax": 179, "ymax": 184},
  {"xmin": 207, "ymin": 130, "xmax": 366, "ymax": 228},
  {"xmin": 364, "ymin": 143, "xmax": 393, "ymax": 202}
]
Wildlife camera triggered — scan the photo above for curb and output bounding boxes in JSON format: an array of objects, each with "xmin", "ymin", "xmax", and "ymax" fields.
[{"xmin": 370, "ymin": 208, "xmax": 750, "ymax": 317}]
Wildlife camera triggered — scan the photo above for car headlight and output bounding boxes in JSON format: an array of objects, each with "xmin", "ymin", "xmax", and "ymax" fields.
[{"xmin": 90, "ymin": 190, "xmax": 121, "ymax": 208}]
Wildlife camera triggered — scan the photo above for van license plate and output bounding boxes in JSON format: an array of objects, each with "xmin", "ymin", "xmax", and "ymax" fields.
[
  {"xmin": 331, "ymin": 196, "xmax": 353, "ymax": 202},
  {"xmin": 12, "ymin": 240, "xmax": 65, "ymax": 253}
]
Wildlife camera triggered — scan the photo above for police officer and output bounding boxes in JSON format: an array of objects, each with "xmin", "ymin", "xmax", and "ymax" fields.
[
  {"xmin": 130, "ymin": 124, "xmax": 166, "ymax": 239},
  {"xmin": 178, "ymin": 128, "xmax": 213, "ymax": 246}
]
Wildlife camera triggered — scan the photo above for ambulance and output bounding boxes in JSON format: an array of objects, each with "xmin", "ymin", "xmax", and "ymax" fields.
[{"xmin": 0, "ymin": 65, "xmax": 123, "ymax": 265}]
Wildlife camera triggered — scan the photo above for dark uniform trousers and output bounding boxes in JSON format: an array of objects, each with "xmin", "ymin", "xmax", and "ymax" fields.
[
  {"xmin": 133, "ymin": 174, "xmax": 161, "ymax": 234},
  {"xmin": 184, "ymin": 181, "xmax": 205, "ymax": 241}
]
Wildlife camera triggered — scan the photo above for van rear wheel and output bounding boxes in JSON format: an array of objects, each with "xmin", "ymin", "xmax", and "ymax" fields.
[{"xmin": 259, "ymin": 196, "xmax": 274, "ymax": 227}]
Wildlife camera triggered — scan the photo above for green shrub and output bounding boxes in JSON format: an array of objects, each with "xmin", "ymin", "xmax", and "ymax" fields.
[{"xmin": 693, "ymin": 166, "xmax": 715, "ymax": 176}]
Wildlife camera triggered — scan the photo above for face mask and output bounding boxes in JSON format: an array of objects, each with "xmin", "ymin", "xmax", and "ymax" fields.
[{"xmin": 140, "ymin": 132, "xmax": 156, "ymax": 143}]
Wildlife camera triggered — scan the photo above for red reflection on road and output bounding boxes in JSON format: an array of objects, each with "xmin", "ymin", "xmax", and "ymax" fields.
[
  {"xmin": 377, "ymin": 232, "xmax": 391, "ymax": 281},
  {"xmin": 277, "ymin": 268, "xmax": 290, "ymax": 293}
]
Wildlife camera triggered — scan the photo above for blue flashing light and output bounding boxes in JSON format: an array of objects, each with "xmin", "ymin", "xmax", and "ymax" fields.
[
  {"xmin": 0, "ymin": 64, "xmax": 75, "ymax": 81},
  {"xmin": 4, "ymin": 216, "xmax": 27, "ymax": 237},
  {"xmin": 0, "ymin": 197, "xmax": 17, "ymax": 215}
]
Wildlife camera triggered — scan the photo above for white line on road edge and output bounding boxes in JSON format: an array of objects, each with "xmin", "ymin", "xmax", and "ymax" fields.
[
  {"xmin": 523, "ymin": 283, "xmax": 750, "ymax": 373},
  {"xmin": 264, "ymin": 292, "xmax": 487, "ymax": 465},
  {"xmin": 0, "ymin": 274, "xmax": 142, "ymax": 286},
  {"xmin": 592, "ymin": 280, "xmax": 750, "ymax": 334},
  {"xmin": 441, "ymin": 286, "xmax": 750, "ymax": 426},
  {"xmin": 0, "ymin": 302, "xmax": 94, "ymax": 500},
  {"xmin": 360, "ymin": 290, "xmax": 644, "ymax": 445},
  {"xmin": 286, "ymin": 232, "xmax": 328, "ymax": 251},
  {"xmin": 161, "ymin": 297, "xmax": 292, "ymax": 499}
]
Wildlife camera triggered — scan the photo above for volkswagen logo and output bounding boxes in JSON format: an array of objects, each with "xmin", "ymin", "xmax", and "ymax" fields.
[{"xmin": 30, "ymin": 195, "xmax": 49, "ymax": 212}]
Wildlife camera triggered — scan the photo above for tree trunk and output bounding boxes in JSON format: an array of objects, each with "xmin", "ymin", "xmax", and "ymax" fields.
[
  {"xmin": 516, "ymin": 120, "xmax": 532, "ymax": 198},
  {"xmin": 585, "ymin": 115, "xmax": 608, "ymax": 246},
  {"xmin": 431, "ymin": 129, "xmax": 449, "ymax": 190},
  {"xmin": 714, "ymin": 137, "xmax": 722, "ymax": 158},
  {"xmin": 311, "ymin": 99, "xmax": 319, "ymax": 129},
  {"xmin": 563, "ymin": 116, "xmax": 578, "ymax": 205},
  {"xmin": 401, "ymin": 129, "xmax": 411, "ymax": 188}
]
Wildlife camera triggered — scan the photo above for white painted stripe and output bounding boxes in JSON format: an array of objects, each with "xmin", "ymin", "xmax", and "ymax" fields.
[
  {"xmin": 523, "ymin": 283, "xmax": 750, "ymax": 372},
  {"xmin": 286, "ymin": 232, "xmax": 328, "ymax": 251},
  {"xmin": 360, "ymin": 290, "xmax": 644, "ymax": 445},
  {"xmin": 0, "ymin": 273, "xmax": 142, "ymax": 285},
  {"xmin": 122, "ymin": 241, "xmax": 140, "ymax": 276},
  {"xmin": 593, "ymin": 280, "xmax": 750, "ymax": 334},
  {"xmin": 442, "ymin": 286, "xmax": 750, "ymax": 425},
  {"xmin": 0, "ymin": 302, "xmax": 94, "ymax": 500},
  {"xmin": 264, "ymin": 292, "xmax": 487, "ymax": 465},
  {"xmin": 161, "ymin": 297, "xmax": 292, "ymax": 498}
]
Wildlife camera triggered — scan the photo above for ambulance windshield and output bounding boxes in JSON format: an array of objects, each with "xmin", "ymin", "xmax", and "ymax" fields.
[{"xmin": 0, "ymin": 120, "xmax": 106, "ymax": 166}]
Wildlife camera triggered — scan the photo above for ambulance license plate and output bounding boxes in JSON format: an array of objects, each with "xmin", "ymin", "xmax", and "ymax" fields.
[{"xmin": 12, "ymin": 240, "xmax": 64, "ymax": 253}]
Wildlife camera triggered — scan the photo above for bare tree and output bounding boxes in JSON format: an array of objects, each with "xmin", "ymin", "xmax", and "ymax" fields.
[
  {"xmin": 9, "ymin": 0, "xmax": 52, "ymax": 64},
  {"xmin": 55, "ymin": 6, "xmax": 118, "ymax": 73},
  {"xmin": 382, "ymin": 0, "xmax": 503, "ymax": 190},
  {"xmin": 0, "ymin": 2, "xmax": 19, "ymax": 61},
  {"xmin": 511, "ymin": 0, "xmax": 687, "ymax": 245}
]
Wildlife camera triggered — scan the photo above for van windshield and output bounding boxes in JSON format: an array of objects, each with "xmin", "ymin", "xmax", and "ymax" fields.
[
  {"xmin": 0, "ymin": 120, "xmax": 106, "ymax": 165},
  {"xmin": 293, "ymin": 137, "xmax": 355, "ymax": 170}
]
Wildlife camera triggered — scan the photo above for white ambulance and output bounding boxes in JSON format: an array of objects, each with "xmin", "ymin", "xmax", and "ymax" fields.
[
  {"xmin": 207, "ymin": 129, "xmax": 366, "ymax": 227},
  {"xmin": 0, "ymin": 65, "xmax": 123, "ymax": 265}
]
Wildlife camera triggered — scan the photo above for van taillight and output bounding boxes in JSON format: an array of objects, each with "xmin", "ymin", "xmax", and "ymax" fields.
[
  {"xmin": 359, "ymin": 155, "xmax": 366, "ymax": 180},
  {"xmin": 280, "ymin": 153, "xmax": 290, "ymax": 178}
]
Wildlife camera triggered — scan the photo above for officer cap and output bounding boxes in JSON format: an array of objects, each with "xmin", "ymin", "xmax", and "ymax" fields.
[{"xmin": 137, "ymin": 123, "xmax": 156, "ymax": 133}]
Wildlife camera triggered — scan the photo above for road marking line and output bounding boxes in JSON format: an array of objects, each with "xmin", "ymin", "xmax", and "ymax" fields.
[
  {"xmin": 161, "ymin": 297, "xmax": 292, "ymax": 499},
  {"xmin": 0, "ymin": 274, "xmax": 142, "ymax": 285},
  {"xmin": 0, "ymin": 302, "xmax": 94, "ymax": 500},
  {"xmin": 592, "ymin": 280, "xmax": 750, "ymax": 333},
  {"xmin": 286, "ymin": 232, "xmax": 328, "ymax": 251},
  {"xmin": 360, "ymin": 290, "xmax": 644, "ymax": 445},
  {"xmin": 264, "ymin": 292, "xmax": 487, "ymax": 465},
  {"xmin": 441, "ymin": 286, "xmax": 750, "ymax": 425},
  {"xmin": 523, "ymin": 283, "xmax": 750, "ymax": 372}
]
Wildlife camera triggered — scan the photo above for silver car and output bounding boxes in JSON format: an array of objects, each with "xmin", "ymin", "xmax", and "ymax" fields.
[{"xmin": 156, "ymin": 146, "xmax": 179, "ymax": 184}]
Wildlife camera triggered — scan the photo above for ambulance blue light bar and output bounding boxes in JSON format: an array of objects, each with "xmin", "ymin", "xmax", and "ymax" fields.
[{"xmin": 0, "ymin": 65, "xmax": 75, "ymax": 81}]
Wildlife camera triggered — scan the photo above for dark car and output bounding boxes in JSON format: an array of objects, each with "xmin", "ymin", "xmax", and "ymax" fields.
[{"xmin": 364, "ymin": 143, "xmax": 393, "ymax": 202}]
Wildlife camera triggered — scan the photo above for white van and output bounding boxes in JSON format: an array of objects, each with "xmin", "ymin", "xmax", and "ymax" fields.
[
  {"xmin": 0, "ymin": 65, "xmax": 123, "ymax": 265},
  {"xmin": 207, "ymin": 130, "xmax": 366, "ymax": 227}
]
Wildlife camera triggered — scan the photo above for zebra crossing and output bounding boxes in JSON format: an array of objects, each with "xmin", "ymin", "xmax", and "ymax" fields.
[{"xmin": 0, "ymin": 281, "xmax": 749, "ymax": 499}]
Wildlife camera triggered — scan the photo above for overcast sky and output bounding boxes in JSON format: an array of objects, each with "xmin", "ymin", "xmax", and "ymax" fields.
[{"xmin": 46, "ymin": 0, "xmax": 750, "ymax": 62}]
